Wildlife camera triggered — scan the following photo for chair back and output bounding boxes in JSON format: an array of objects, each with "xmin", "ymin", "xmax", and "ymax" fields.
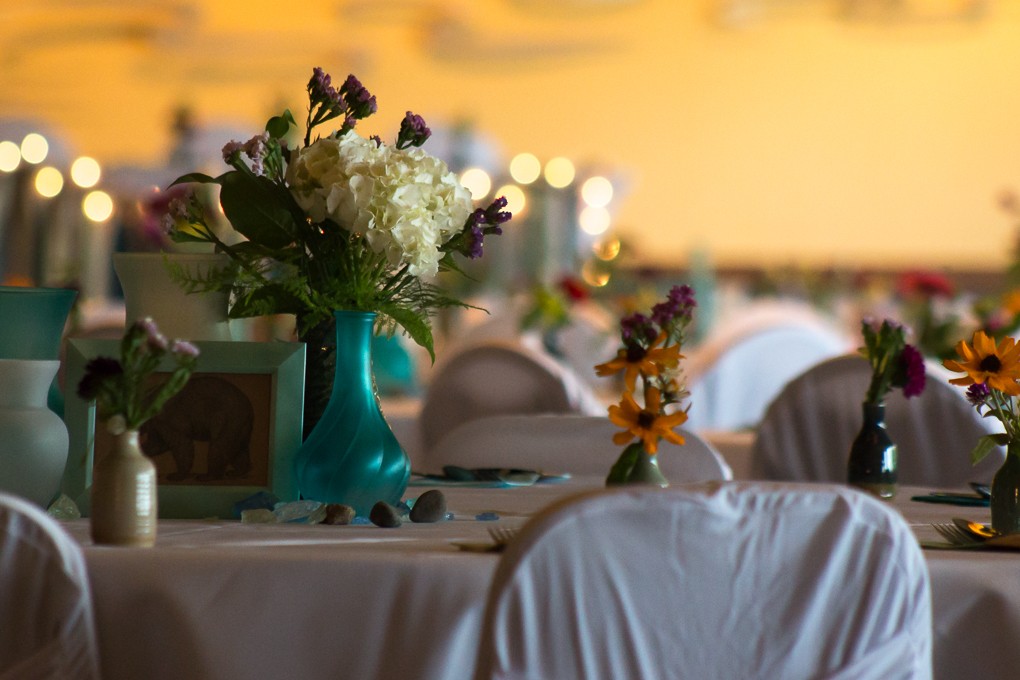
[
  {"xmin": 428, "ymin": 414, "xmax": 731, "ymax": 481},
  {"xmin": 419, "ymin": 341, "xmax": 604, "ymax": 454},
  {"xmin": 475, "ymin": 482, "xmax": 932, "ymax": 680},
  {"xmin": 0, "ymin": 492, "xmax": 100, "ymax": 680},
  {"xmin": 752, "ymin": 354, "xmax": 1005, "ymax": 485},
  {"xmin": 685, "ymin": 308, "xmax": 850, "ymax": 431}
]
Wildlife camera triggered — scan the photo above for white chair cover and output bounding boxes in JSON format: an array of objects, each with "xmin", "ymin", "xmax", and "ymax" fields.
[
  {"xmin": 419, "ymin": 341, "xmax": 605, "ymax": 454},
  {"xmin": 0, "ymin": 493, "xmax": 100, "ymax": 680},
  {"xmin": 685, "ymin": 311, "xmax": 851, "ymax": 431},
  {"xmin": 428, "ymin": 414, "xmax": 731, "ymax": 481},
  {"xmin": 752, "ymin": 354, "xmax": 1005, "ymax": 486},
  {"xmin": 475, "ymin": 482, "xmax": 932, "ymax": 680}
]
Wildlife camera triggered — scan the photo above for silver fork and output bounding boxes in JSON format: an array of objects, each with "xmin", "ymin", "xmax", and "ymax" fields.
[
  {"xmin": 930, "ymin": 522, "xmax": 981, "ymax": 546},
  {"xmin": 487, "ymin": 526, "xmax": 518, "ymax": 549}
]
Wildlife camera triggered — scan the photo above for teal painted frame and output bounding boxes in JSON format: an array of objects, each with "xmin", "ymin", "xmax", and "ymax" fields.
[{"xmin": 63, "ymin": 339, "xmax": 305, "ymax": 519}]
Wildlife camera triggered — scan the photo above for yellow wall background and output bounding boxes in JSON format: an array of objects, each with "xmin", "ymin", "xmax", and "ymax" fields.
[{"xmin": 3, "ymin": 0, "xmax": 1020, "ymax": 271}]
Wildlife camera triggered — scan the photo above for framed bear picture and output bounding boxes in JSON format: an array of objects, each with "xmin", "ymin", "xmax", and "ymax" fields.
[{"xmin": 64, "ymin": 338, "xmax": 305, "ymax": 519}]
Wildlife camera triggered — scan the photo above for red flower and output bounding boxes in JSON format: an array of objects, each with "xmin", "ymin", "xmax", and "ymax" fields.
[{"xmin": 896, "ymin": 271, "xmax": 955, "ymax": 299}]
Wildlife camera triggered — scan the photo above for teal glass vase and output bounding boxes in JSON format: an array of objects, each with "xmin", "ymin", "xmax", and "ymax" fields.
[
  {"xmin": 606, "ymin": 442, "xmax": 669, "ymax": 487},
  {"xmin": 991, "ymin": 443, "xmax": 1020, "ymax": 535},
  {"xmin": 293, "ymin": 311, "xmax": 410, "ymax": 516},
  {"xmin": 0, "ymin": 286, "xmax": 77, "ymax": 416},
  {"xmin": 847, "ymin": 402, "xmax": 898, "ymax": 500}
]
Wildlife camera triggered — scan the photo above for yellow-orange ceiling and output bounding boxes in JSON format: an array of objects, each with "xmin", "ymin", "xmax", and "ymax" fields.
[{"xmin": 3, "ymin": 0, "xmax": 1020, "ymax": 271}]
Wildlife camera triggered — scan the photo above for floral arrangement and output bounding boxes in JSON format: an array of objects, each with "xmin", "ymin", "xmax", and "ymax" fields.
[
  {"xmin": 76, "ymin": 318, "xmax": 199, "ymax": 434},
  {"xmin": 944, "ymin": 330, "xmax": 1020, "ymax": 462},
  {"xmin": 595, "ymin": 285, "xmax": 696, "ymax": 483},
  {"xmin": 859, "ymin": 318, "xmax": 926, "ymax": 406},
  {"xmin": 162, "ymin": 67, "xmax": 511, "ymax": 358},
  {"xmin": 895, "ymin": 270, "xmax": 961, "ymax": 361}
]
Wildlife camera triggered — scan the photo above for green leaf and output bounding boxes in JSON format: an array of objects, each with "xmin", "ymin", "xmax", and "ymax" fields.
[
  {"xmin": 971, "ymin": 434, "xmax": 1011, "ymax": 465},
  {"xmin": 605, "ymin": 443, "xmax": 641, "ymax": 485},
  {"xmin": 378, "ymin": 303, "xmax": 434, "ymax": 362},
  {"xmin": 266, "ymin": 113, "xmax": 292, "ymax": 139},
  {"xmin": 219, "ymin": 171, "xmax": 299, "ymax": 250},
  {"xmin": 169, "ymin": 172, "xmax": 220, "ymax": 187}
]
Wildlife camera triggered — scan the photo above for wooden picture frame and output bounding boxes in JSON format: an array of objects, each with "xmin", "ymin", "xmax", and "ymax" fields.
[{"xmin": 62, "ymin": 339, "xmax": 305, "ymax": 519}]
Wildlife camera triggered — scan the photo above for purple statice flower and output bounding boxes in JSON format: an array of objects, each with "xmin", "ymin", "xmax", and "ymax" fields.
[
  {"xmin": 369, "ymin": 135, "xmax": 383, "ymax": 148},
  {"xmin": 651, "ymin": 284, "xmax": 697, "ymax": 328},
  {"xmin": 620, "ymin": 313, "xmax": 657, "ymax": 345},
  {"xmin": 243, "ymin": 133, "xmax": 270, "ymax": 177},
  {"xmin": 465, "ymin": 223, "xmax": 485, "ymax": 259},
  {"xmin": 967, "ymin": 382, "xmax": 992, "ymax": 407},
  {"xmin": 898, "ymin": 344, "xmax": 926, "ymax": 398},
  {"xmin": 77, "ymin": 356, "xmax": 123, "ymax": 400},
  {"xmin": 340, "ymin": 74, "xmax": 377, "ymax": 120},
  {"xmin": 396, "ymin": 111, "xmax": 431, "ymax": 149},
  {"xmin": 307, "ymin": 67, "xmax": 342, "ymax": 109},
  {"xmin": 482, "ymin": 196, "xmax": 511, "ymax": 229},
  {"xmin": 221, "ymin": 140, "xmax": 245, "ymax": 163},
  {"xmin": 170, "ymin": 340, "xmax": 201, "ymax": 359}
]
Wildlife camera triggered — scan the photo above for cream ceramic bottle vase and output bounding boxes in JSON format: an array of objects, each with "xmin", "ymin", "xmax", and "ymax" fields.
[{"xmin": 90, "ymin": 428, "xmax": 158, "ymax": 547}]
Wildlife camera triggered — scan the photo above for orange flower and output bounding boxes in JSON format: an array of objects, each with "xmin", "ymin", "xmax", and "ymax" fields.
[
  {"xmin": 595, "ymin": 333, "xmax": 681, "ymax": 393},
  {"xmin": 944, "ymin": 330, "xmax": 1020, "ymax": 396},
  {"xmin": 607, "ymin": 386, "xmax": 687, "ymax": 454}
]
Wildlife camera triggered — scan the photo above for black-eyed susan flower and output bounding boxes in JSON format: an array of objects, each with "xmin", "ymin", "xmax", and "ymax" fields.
[
  {"xmin": 595, "ymin": 332, "xmax": 681, "ymax": 394},
  {"xmin": 607, "ymin": 387, "xmax": 687, "ymax": 455},
  {"xmin": 944, "ymin": 330, "xmax": 1020, "ymax": 396}
]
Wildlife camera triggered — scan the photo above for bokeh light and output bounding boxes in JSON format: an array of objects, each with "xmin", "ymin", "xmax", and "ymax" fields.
[
  {"xmin": 20, "ymin": 133, "xmax": 48, "ymax": 164},
  {"xmin": 71, "ymin": 156, "xmax": 101, "ymax": 188},
  {"xmin": 0, "ymin": 141, "xmax": 20, "ymax": 172},
  {"xmin": 593, "ymin": 237, "xmax": 621, "ymax": 261},
  {"xmin": 496, "ymin": 184, "xmax": 526, "ymax": 216},
  {"xmin": 581, "ymin": 176, "xmax": 613, "ymax": 208},
  {"xmin": 460, "ymin": 167, "xmax": 492, "ymax": 201},
  {"xmin": 544, "ymin": 157, "xmax": 575, "ymax": 188},
  {"xmin": 34, "ymin": 166, "xmax": 63, "ymax": 198},
  {"xmin": 509, "ymin": 153, "xmax": 541, "ymax": 184},
  {"xmin": 83, "ymin": 190, "xmax": 114, "ymax": 222},
  {"xmin": 579, "ymin": 205, "xmax": 610, "ymax": 235},
  {"xmin": 582, "ymin": 260, "xmax": 611, "ymax": 287}
]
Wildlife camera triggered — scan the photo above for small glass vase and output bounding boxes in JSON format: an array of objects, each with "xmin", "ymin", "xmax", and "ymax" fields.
[
  {"xmin": 991, "ymin": 443, "xmax": 1020, "ymax": 535},
  {"xmin": 847, "ymin": 402, "xmax": 898, "ymax": 500},
  {"xmin": 606, "ymin": 442, "xmax": 669, "ymax": 487},
  {"xmin": 292, "ymin": 311, "xmax": 411, "ymax": 516},
  {"xmin": 90, "ymin": 429, "xmax": 158, "ymax": 547}
]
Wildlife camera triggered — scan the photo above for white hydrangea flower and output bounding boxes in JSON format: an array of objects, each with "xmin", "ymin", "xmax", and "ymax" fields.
[{"xmin": 286, "ymin": 130, "xmax": 473, "ymax": 278}]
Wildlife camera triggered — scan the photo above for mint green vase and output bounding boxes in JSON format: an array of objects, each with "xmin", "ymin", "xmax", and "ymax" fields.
[{"xmin": 293, "ymin": 311, "xmax": 410, "ymax": 516}]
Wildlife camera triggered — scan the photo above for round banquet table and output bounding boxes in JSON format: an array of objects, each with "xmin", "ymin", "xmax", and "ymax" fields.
[{"xmin": 59, "ymin": 479, "xmax": 1020, "ymax": 680}]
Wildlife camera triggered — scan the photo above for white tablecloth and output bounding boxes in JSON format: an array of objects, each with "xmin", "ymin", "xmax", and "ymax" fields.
[{"xmin": 61, "ymin": 480, "xmax": 1020, "ymax": 680}]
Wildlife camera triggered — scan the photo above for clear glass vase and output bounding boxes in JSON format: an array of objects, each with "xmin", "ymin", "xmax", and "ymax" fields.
[
  {"xmin": 292, "ymin": 311, "xmax": 410, "ymax": 516},
  {"xmin": 606, "ymin": 442, "xmax": 669, "ymax": 487},
  {"xmin": 847, "ymin": 402, "xmax": 898, "ymax": 499}
]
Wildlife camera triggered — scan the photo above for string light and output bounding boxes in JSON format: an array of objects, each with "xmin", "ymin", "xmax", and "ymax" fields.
[
  {"xmin": 579, "ymin": 205, "xmax": 610, "ymax": 235},
  {"xmin": 83, "ymin": 190, "xmax": 114, "ymax": 222},
  {"xmin": 34, "ymin": 166, "xmax": 63, "ymax": 198},
  {"xmin": 544, "ymin": 157, "xmax": 575, "ymax": 188},
  {"xmin": 509, "ymin": 153, "xmax": 541, "ymax": 185},
  {"xmin": 581, "ymin": 176, "xmax": 613, "ymax": 208},
  {"xmin": 0, "ymin": 141, "xmax": 21, "ymax": 172},
  {"xmin": 20, "ymin": 133, "xmax": 48, "ymax": 164},
  {"xmin": 71, "ymin": 156, "xmax": 101, "ymax": 188},
  {"xmin": 460, "ymin": 168, "xmax": 492, "ymax": 201},
  {"xmin": 496, "ymin": 184, "xmax": 526, "ymax": 216}
]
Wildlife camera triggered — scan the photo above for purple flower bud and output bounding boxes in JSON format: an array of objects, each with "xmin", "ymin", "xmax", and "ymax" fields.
[
  {"xmin": 620, "ymin": 313, "xmax": 656, "ymax": 344},
  {"xmin": 170, "ymin": 340, "xmax": 200, "ymax": 358},
  {"xmin": 899, "ymin": 344, "xmax": 926, "ymax": 398},
  {"xmin": 77, "ymin": 356, "xmax": 123, "ymax": 400},
  {"xmin": 396, "ymin": 111, "xmax": 431, "ymax": 149},
  {"xmin": 340, "ymin": 74, "xmax": 377, "ymax": 119},
  {"xmin": 967, "ymin": 382, "xmax": 992, "ymax": 407}
]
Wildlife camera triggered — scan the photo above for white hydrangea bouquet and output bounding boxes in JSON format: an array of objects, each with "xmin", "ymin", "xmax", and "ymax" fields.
[{"xmin": 163, "ymin": 67, "xmax": 510, "ymax": 359}]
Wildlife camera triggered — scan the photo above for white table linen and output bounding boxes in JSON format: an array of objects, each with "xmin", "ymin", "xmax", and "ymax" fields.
[{"xmin": 62, "ymin": 480, "xmax": 1020, "ymax": 680}]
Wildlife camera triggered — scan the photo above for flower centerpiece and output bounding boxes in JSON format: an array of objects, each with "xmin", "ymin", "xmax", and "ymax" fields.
[
  {"xmin": 161, "ymin": 67, "xmax": 510, "ymax": 513},
  {"xmin": 943, "ymin": 330, "xmax": 1020, "ymax": 533},
  {"xmin": 595, "ymin": 285, "xmax": 696, "ymax": 486},
  {"xmin": 77, "ymin": 318, "xmax": 199, "ymax": 546},
  {"xmin": 848, "ymin": 318, "xmax": 926, "ymax": 499}
]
